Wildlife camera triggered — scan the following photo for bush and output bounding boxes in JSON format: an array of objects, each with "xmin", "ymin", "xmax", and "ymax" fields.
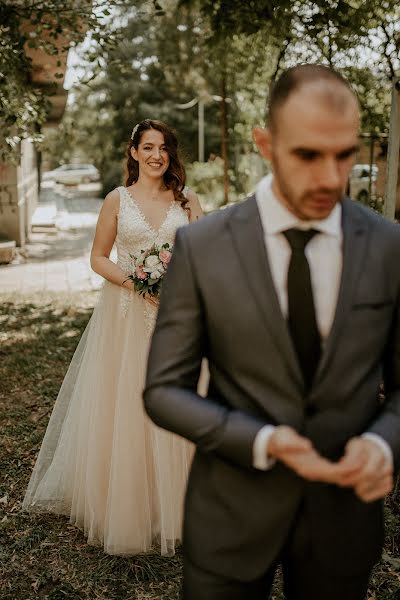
[
  {"xmin": 186, "ymin": 153, "xmax": 268, "ymax": 211},
  {"xmin": 186, "ymin": 159, "xmax": 225, "ymax": 212},
  {"xmin": 101, "ymin": 160, "xmax": 125, "ymax": 197}
]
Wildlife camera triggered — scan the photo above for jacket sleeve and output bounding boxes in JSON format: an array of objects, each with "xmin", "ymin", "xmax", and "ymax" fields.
[
  {"xmin": 367, "ymin": 286, "xmax": 400, "ymax": 471},
  {"xmin": 143, "ymin": 226, "xmax": 268, "ymax": 469}
]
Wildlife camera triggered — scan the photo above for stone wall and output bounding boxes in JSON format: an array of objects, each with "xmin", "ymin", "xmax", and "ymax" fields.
[{"xmin": 0, "ymin": 139, "xmax": 38, "ymax": 246}]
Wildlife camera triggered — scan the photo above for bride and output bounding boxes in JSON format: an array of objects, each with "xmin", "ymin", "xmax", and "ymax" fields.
[{"xmin": 23, "ymin": 119, "xmax": 203, "ymax": 556}]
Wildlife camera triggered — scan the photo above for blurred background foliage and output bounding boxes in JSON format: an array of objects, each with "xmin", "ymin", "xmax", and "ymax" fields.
[{"xmin": 1, "ymin": 0, "xmax": 399, "ymax": 206}]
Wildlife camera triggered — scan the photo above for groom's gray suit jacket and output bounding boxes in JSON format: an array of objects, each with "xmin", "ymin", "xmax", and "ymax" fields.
[{"xmin": 144, "ymin": 195, "xmax": 400, "ymax": 580}]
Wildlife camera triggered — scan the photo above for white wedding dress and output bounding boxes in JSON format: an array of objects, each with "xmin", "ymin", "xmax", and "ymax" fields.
[{"xmin": 23, "ymin": 187, "xmax": 195, "ymax": 555}]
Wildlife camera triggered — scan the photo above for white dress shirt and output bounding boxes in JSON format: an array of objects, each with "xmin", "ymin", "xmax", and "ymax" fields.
[{"xmin": 252, "ymin": 174, "xmax": 392, "ymax": 470}]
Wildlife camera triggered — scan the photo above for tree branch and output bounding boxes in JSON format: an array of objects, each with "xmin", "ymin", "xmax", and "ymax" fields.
[
  {"xmin": 270, "ymin": 35, "xmax": 292, "ymax": 84},
  {"xmin": 380, "ymin": 21, "xmax": 396, "ymax": 80}
]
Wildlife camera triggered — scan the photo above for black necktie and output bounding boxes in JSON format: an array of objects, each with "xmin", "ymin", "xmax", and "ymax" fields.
[{"xmin": 283, "ymin": 228, "xmax": 321, "ymax": 389}]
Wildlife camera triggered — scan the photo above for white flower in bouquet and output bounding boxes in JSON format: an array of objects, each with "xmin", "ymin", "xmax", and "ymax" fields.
[
  {"xmin": 144, "ymin": 255, "xmax": 160, "ymax": 269},
  {"xmin": 143, "ymin": 255, "xmax": 163, "ymax": 275},
  {"xmin": 150, "ymin": 270, "xmax": 163, "ymax": 280},
  {"xmin": 144, "ymin": 262, "xmax": 163, "ymax": 273}
]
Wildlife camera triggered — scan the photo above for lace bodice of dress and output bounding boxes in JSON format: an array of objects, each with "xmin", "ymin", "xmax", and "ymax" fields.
[
  {"xmin": 115, "ymin": 186, "xmax": 189, "ymax": 319},
  {"xmin": 116, "ymin": 186, "xmax": 189, "ymax": 273}
]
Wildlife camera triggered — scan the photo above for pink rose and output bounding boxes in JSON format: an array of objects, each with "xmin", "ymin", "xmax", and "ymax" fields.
[
  {"xmin": 159, "ymin": 249, "xmax": 172, "ymax": 265},
  {"xmin": 135, "ymin": 265, "xmax": 148, "ymax": 280}
]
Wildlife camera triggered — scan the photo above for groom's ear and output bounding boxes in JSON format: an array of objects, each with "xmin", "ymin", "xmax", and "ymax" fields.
[{"xmin": 253, "ymin": 127, "xmax": 272, "ymax": 161}]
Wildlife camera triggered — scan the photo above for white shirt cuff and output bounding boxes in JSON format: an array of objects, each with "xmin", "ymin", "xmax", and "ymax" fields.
[
  {"xmin": 253, "ymin": 425, "xmax": 277, "ymax": 470},
  {"xmin": 362, "ymin": 433, "xmax": 393, "ymax": 467}
]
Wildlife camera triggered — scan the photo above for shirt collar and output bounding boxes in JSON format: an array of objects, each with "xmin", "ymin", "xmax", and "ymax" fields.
[{"xmin": 255, "ymin": 174, "xmax": 342, "ymax": 238}]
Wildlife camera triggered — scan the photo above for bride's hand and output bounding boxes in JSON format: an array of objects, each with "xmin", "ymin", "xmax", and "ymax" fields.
[
  {"xmin": 122, "ymin": 278, "xmax": 134, "ymax": 291},
  {"xmin": 145, "ymin": 294, "xmax": 159, "ymax": 308}
]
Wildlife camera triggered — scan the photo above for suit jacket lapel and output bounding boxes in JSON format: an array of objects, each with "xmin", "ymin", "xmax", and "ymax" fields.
[
  {"xmin": 313, "ymin": 198, "xmax": 370, "ymax": 386},
  {"xmin": 228, "ymin": 195, "xmax": 303, "ymax": 387}
]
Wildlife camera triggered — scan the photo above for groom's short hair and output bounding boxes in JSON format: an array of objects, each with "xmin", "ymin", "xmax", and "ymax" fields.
[{"xmin": 267, "ymin": 64, "xmax": 357, "ymax": 131}]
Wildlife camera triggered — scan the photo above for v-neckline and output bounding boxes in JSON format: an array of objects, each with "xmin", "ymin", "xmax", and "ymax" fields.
[{"xmin": 124, "ymin": 187, "xmax": 175, "ymax": 234}]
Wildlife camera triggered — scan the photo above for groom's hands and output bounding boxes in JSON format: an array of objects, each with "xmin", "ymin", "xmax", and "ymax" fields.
[
  {"xmin": 268, "ymin": 426, "xmax": 349, "ymax": 484},
  {"xmin": 334, "ymin": 437, "xmax": 394, "ymax": 502},
  {"xmin": 268, "ymin": 427, "xmax": 394, "ymax": 501}
]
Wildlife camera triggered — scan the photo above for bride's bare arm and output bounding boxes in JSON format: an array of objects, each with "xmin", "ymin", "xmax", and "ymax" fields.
[
  {"xmin": 187, "ymin": 190, "xmax": 203, "ymax": 222},
  {"xmin": 90, "ymin": 189, "xmax": 133, "ymax": 290}
]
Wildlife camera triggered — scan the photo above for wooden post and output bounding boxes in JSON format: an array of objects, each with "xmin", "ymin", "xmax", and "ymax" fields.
[
  {"xmin": 368, "ymin": 134, "xmax": 374, "ymax": 201},
  {"xmin": 384, "ymin": 78, "xmax": 400, "ymax": 221},
  {"xmin": 220, "ymin": 71, "xmax": 229, "ymax": 205},
  {"xmin": 198, "ymin": 99, "xmax": 205, "ymax": 162}
]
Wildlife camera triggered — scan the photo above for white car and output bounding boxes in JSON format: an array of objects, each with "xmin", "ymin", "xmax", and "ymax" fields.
[
  {"xmin": 42, "ymin": 164, "xmax": 100, "ymax": 185},
  {"xmin": 349, "ymin": 164, "xmax": 378, "ymax": 204}
]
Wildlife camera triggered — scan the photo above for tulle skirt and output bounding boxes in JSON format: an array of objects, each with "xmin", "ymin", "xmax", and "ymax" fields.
[{"xmin": 23, "ymin": 281, "xmax": 195, "ymax": 555}]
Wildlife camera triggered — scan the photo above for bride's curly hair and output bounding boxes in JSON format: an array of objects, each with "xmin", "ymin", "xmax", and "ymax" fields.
[{"xmin": 125, "ymin": 119, "xmax": 189, "ymax": 213}]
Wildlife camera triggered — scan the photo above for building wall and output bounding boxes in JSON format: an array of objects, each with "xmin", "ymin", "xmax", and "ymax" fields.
[{"xmin": 0, "ymin": 139, "xmax": 38, "ymax": 246}]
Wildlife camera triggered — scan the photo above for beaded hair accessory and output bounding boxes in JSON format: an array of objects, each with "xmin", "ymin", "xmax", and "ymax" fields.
[{"xmin": 131, "ymin": 123, "xmax": 140, "ymax": 140}]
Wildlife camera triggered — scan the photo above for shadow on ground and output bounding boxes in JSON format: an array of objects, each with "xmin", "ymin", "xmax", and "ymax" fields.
[{"xmin": 23, "ymin": 228, "xmax": 97, "ymax": 263}]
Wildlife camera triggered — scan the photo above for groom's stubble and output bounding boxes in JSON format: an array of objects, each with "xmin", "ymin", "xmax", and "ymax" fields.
[{"xmin": 255, "ymin": 79, "xmax": 360, "ymax": 221}]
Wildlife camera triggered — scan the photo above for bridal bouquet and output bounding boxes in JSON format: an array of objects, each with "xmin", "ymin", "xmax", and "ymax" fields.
[{"xmin": 124, "ymin": 243, "xmax": 172, "ymax": 298}]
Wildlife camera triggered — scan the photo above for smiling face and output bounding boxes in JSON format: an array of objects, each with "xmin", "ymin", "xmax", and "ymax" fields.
[
  {"xmin": 131, "ymin": 128, "xmax": 170, "ymax": 179},
  {"xmin": 254, "ymin": 81, "xmax": 360, "ymax": 220}
]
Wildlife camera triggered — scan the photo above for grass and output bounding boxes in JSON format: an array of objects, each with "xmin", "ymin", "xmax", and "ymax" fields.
[
  {"xmin": 0, "ymin": 292, "xmax": 183, "ymax": 600},
  {"xmin": 1, "ymin": 292, "xmax": 400, "ymax": 599}
]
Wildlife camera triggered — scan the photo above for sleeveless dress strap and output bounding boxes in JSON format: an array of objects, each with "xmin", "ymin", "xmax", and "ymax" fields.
[{"xmin": 116, "ymin": 186, "xmax": 127, "ymax": 216}]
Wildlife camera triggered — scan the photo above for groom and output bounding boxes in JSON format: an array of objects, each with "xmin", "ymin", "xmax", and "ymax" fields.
[{"xmin": 144, "ymin": 64, "xmax": 400, "ymax": 599}]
